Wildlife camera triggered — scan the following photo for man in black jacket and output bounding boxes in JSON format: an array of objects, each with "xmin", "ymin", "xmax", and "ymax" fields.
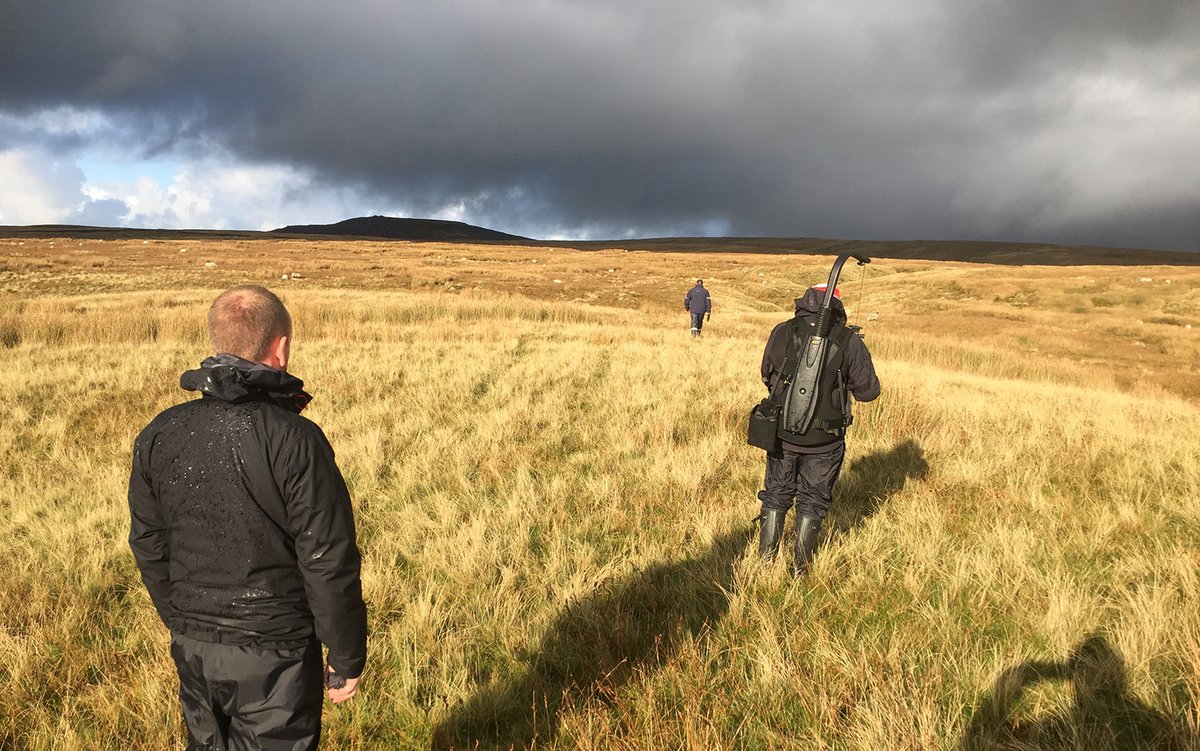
[
  {"xmin": 129, "ymin": 285, "xmax": 367, "ymax": 750},
  {"xmin": 758, "ymin": 284, "xmax": 880, "ymax": 573}
]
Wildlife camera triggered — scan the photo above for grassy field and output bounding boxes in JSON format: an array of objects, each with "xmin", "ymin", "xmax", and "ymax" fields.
[{"xmin": 1, "ymin": 237, "xmax": 1198, "ymax": 749}]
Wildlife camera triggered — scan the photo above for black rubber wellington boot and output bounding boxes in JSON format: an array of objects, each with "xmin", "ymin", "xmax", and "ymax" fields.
[
  {"xmin": 793, "ymin": 514, "xmax": 822, "ymax": 575},
  {"xmin": 758, "ymin": 507, "xmax": 787, "ymax": 562}
]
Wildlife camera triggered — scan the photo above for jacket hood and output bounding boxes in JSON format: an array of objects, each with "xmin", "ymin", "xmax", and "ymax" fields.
[
  {"xmin": 794, "ymin": 286, "xmax": 847, "ymax": 322},
  {"xmin": 180, "ymin": 354, "xmax": 312, "ymax": 413}
]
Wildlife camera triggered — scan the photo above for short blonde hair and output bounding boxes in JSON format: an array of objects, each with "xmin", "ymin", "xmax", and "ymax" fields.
[{"xmin": 207, "ymin": 285, "xmax": 292, "ymax": 361}]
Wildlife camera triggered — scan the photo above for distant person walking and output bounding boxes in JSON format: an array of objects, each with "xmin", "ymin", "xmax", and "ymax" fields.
[
  {"xmin": 128, "ymin": 285, "xmax": 367, "ymax": 750},
  {"xmin": 757, "ymin": 283, "xmax": 880, "ymax": 573},
  {"xmin": 684, "ymin": 279, "xmax": 712, "ymax": 337}
]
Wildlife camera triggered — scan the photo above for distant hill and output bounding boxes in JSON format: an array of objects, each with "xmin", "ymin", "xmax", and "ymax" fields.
[
  {"xmin": 1, "ymin": 220, "xmax": 1196, "ymax": 266},
  {"xmin": 273, "ymin": 216, "xmax": 531, "ymax": 243},
  {"xmin": 0, "ymin": 224, "xmax": 266, "ymax": 241}
]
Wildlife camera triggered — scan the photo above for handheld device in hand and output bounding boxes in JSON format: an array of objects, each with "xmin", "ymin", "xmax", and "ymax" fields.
[{"xmin": 325, "ymin": 668, "xmax": 347, "ymax": 690}]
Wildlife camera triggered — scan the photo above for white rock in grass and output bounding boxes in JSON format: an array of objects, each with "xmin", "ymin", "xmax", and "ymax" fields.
[
  {"xmin": 204, "ymin": 261, "xmax": 217, "ymax": 268},
  {"xmin": 290, "ymin": 272, "xmax": 302, "ymax": 279},
  {"xmin": 1140, "ymin": 277, "xmax": 1153, "ymax": 283},
  {"xmin": 553, "ymin": 279, "xmax": 563, "ymax": 284},
  {"xmin": 281, "ymin": 273, "xmax": 290, "ymax": 281}
]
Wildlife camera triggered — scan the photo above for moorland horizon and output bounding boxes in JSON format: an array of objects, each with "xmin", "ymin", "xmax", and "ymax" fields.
[{"xmin": 2, "ymin": 213, "xmax": 1198, "ymax": 266}]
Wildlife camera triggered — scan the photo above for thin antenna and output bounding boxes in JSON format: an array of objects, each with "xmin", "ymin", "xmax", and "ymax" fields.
[{"xmin": 854, "ymin": 263, "xmax": 867, "ymax": 328}]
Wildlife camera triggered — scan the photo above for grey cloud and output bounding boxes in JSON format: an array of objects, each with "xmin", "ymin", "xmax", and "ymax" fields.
[
  {"xmin": 71, "ymin": 197, "xmax": 130, "ymax": 226},
  {"xmin": 0, "ymin": 0, "xmax": 1197, "ymax": 248}
]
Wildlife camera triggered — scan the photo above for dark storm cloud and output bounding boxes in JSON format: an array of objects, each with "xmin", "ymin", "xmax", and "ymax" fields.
[{"xmin": 1, "ymin": 0, "xmax": 1197, "ymax": 248}]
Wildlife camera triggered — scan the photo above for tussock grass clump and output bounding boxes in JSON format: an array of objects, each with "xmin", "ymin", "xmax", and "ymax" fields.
[{"xmin": 1, "ymin": 242, "xmax": 1199, "ymax": 749}]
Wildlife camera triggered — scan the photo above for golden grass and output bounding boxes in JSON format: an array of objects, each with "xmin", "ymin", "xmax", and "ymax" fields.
[{"xmin": 1, "ymin": 238, "xmax": 1198, "ymax": 749}]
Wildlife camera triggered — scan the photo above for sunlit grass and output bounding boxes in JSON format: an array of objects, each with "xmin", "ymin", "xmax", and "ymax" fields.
[{"xmin": 1, "ymin": 239, "xmax": 1198, "ymax": 749}]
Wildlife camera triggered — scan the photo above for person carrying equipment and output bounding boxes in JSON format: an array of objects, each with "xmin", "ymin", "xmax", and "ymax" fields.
[
  {"xmin": 684, "ymin": 279, "xmax": 712, "ymax": 337},
  {"xmin": 750, "ymin": 254, "xmax": 880, "ymax": 574}
]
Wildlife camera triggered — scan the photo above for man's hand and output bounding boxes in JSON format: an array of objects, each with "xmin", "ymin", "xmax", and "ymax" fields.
[{"xmin": 325, "ymin": 666, "xmax": 361, "ymax": 704}]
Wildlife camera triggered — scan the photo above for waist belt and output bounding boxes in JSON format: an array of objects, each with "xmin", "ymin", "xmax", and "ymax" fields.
[{"xmin": 814, "ymin": 416, "xmax": 853, "ymax": 431}]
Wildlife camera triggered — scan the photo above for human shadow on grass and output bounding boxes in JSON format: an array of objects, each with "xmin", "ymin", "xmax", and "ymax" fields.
[
  {"xmin": 430, "ymin": 527, "xmax": 752, "ymax": 750},
  {"xmin": 823, "ymin": 438, "xmax": 929, "ymax": 537},
  {"xmin": 959, "ymin": 634, "xmax": 1193, "ymax": 751}
]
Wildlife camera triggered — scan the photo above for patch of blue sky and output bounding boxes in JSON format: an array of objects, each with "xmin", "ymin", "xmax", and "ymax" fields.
[{"xmin": 78, "ymin": 149, "xmax": 180, "ymax": 188}]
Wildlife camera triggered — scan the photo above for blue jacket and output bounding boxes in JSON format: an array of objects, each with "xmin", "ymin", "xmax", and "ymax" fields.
[{"xmin": 684, "ymin": 284, "xmax": 711, "ymax": 314}]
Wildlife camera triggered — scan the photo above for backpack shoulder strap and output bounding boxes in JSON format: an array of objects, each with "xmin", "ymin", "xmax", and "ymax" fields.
[
  {"xmin": 780, "ymin": 317, "xmax": 807, "ymax": 382},
  {"xmin": 830, "ymin": 321, "xmax": 853, "ymax": 349}
]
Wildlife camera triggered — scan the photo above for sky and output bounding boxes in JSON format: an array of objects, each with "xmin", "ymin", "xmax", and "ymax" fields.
[{"xmin": 0, "ymin": 0, "xmax": 1197, "ymax": 250}]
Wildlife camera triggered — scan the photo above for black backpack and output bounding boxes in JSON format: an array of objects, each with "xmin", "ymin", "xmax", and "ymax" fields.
[{"xmin": 747, "ymin": 318, "xmax": 854, "ymax": 451}]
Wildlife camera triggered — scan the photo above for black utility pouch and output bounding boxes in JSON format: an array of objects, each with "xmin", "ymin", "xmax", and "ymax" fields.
[{"xmin": 747, "ymin": 398, "xmax": 782, "ymax": 451}]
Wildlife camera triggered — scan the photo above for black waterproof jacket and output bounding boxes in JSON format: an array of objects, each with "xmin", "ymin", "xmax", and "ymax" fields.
[
  {"xmin": 128, "ymin": 354, "xmax": 367, "ymax": 678},
  {"xmin": 761, "ymin": 288, "xmax": 881, "ymax": 451}
]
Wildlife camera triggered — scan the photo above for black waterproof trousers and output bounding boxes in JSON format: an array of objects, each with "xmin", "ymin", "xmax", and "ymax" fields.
[
  {"xmin": 170, "ymin": 633, "xmax": 324, "ymax": 751},
  {"xmin": 757, "ymin": 442, "xmax": 846, "ymax": 519}
]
